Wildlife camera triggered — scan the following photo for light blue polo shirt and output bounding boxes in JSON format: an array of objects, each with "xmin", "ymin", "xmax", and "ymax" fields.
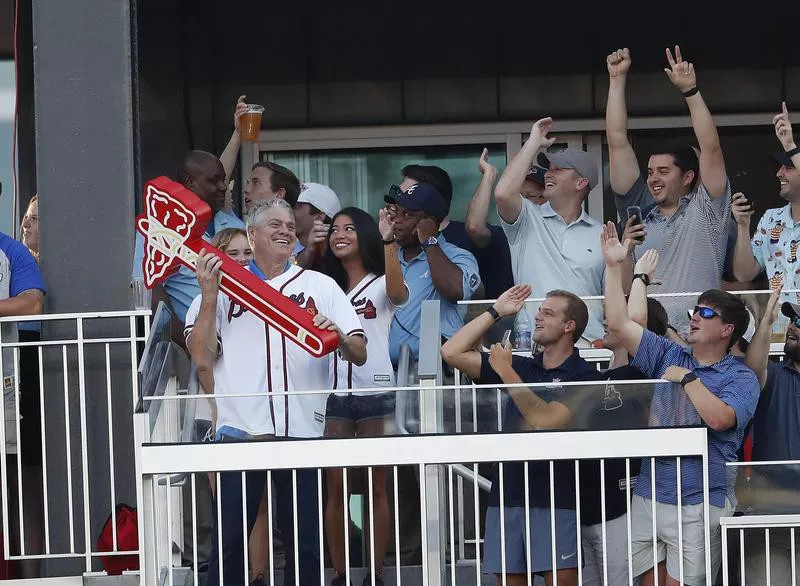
[
  {"xmin": 388, "ymin": 233, "xmax": 480, "ymax": 365},
  {"xmin": 631, "ymin": 329, "xmax": 759, "ymax": 507},
  {"xmin": 132, "ymin": 210, "xmax": 245, "ymax": 323},
  {"xmin": 501, "ymin": 199, "xmax": 605, "ymax": 342}
]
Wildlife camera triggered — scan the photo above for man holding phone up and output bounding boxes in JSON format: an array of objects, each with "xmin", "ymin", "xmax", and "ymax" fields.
[{"xmin": 606, "ymin": 46, "xmax": 732, "ymax": 336}]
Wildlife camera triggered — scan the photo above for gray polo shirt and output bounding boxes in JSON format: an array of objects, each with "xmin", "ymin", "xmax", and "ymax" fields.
[
  {"xmin": 615, "ymin": 177, "xmax": 731, "ymax": 335},
  {"xmin": 500, "ymin": 200, "xmax": 604, "ymax": 341}
]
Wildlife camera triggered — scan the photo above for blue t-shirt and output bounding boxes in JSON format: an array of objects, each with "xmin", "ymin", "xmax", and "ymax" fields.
[
  {"xmin": 475, "ymin": 349, "xmax": 602, "ymax": 509},
  {"xmin": 753, "ymin": 361, "xmax": 800, "ymax": 462},
  {"xmin": 441, "ymin": 220, "xmax": 514, "ymax": 300},
  {"xmin": 1, "ymin": 232, "xmax": 46, "ymax": 391},
  {"xmin": 631, "ymin": 329, "xmax": 760, "ymax": 507},
  {"xmin": 388, "ymin": 233, "xmax": 480, "ymax": 365},
  {"xmin": 132, "ymin": 210, "xmax": 245, "ymax": 323}
]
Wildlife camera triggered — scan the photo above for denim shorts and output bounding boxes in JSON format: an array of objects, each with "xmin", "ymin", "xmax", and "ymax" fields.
[{"xmin": 325, "ymin": 392, "xmax": 395, "ymax": 424}]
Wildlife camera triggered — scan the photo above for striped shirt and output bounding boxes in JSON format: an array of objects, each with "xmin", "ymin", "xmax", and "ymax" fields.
[
  {"xmin": 631, "ymin": 330, "xmax": 759, "ymax": 507},
  {"xmin": 615, "ymin": 177, "xmax": 732, "ymax": 335}
]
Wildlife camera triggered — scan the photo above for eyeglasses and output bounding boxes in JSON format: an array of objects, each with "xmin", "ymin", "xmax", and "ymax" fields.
[{"xmin": 692, "ymin": 306, "xmax": 720, "ymax": 320}]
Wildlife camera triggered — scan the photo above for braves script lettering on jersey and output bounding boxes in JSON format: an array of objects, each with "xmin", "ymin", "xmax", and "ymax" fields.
[
  {"xmin": 332, "ymin": 274, "xmax": 402, "ymax": 394},
  {"xmin": 185, "ymin": 263, "xmax": 363, "ymax": 438}
]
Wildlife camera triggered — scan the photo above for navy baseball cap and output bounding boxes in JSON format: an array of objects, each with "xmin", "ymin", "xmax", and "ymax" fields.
[
  {"xmin": 773, "ymin": 151, "xmax": 796, "ymax": 168},
  {"xmin": 526, "ymin": 165, "xmax": 547, "ymax": 185},
  {"xmin": 384, "ymin": 183, "xmax": 449, "ymax": 218}
]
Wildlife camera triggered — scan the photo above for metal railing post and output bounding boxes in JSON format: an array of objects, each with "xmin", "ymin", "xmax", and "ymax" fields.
[{"xmin": 418, "ymin": 300, "xmax": 446, "ymax": 586}]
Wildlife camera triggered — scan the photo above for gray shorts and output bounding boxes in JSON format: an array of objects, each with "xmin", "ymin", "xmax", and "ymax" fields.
[
  {"xmin": 483, "ymin": 506, "xmax": 578, "ymax": 575},
  {"xmin": 630, "ymin": 494, "xmax": 733, "ymax": 586}
]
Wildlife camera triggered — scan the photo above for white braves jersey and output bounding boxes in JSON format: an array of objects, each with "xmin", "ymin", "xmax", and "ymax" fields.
[
  {"xmin": 185, "ymin": 264, "xmax": 363, "ymax": 438},
  {"xmin": 333, "ymin": 274, "xmax": 400, "ymax": 395}
]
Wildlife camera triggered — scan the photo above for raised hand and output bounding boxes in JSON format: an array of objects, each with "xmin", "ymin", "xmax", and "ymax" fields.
[
  {"xmin": 634, "ymin": 249, "xmax": 660, "ymax": 282},
  {"xmin": 664, "ymin": 46, "xmax": 697, "ymax": 93},
  {"xmin": 233, "ymin": 95, "xmax": 248, "ymax": 132},
  {"xmin": 763, "ymin": 282, "xmax": 783, "ymax": 327},
  {"xmin": 414, "ymin": 217, "xmax": 439, "ymax": 244},
  {"xmin": 732, "ymin": 192, "xmax": 754, "ymax": 228},
  {"xmin": 600, "ymin": 221, "xmax": 632, "ymax": 266},
  {"xmin": 607, "ymin": 48, "xmax": 632, "ymax": 78},
  {"xmin": 773, "ymin": 101, "xmax": 796, "ymax": 151},
  {"xmin": 493, "ymin": 284, "xmax": 532, "ymax": 318},
  {"xmin": 196, "ymin": 249, "xmax": 223, "ymax": 298},
  {"xmin": 621, "ymin": 215, "xmax": 646, "ymax": 247},
  {"xmin": 378, "ymin": 207, "xmax": 395, "ymax": 241},
  {"xmin": 478, "ymin": 147, "xmax": 497, "ymax": 176},
  {"xmin": 529, "ymin": 117, "xmax": 556, "ymax": 150},
  {"xmin": 308, "ymin": 219, "xmax": 329, "ymax": 246},
  {"xmin": 488, "ymin": 342, "xmax": 514, "ymax": 377}
]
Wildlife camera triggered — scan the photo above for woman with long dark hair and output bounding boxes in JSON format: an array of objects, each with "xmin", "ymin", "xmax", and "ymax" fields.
[{"xmin": 321, "ymin": 206, "xmax": 407, "ymax": 586}]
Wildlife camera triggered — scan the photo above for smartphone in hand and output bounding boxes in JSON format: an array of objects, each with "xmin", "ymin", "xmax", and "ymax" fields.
[{"xmin": 627, "ymin": 206, "xmax": 642, "ymax": 223}]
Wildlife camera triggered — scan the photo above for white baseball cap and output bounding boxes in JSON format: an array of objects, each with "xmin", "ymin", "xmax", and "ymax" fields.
[{"xmin": 297, "ymin": 182, "xmax": 342, "ymax": 219}]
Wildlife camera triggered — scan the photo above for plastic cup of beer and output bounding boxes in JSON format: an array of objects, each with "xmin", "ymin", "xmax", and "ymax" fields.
[{"xmin": 240, "ymin": 104, "xmax": 265, "ymax": 141}]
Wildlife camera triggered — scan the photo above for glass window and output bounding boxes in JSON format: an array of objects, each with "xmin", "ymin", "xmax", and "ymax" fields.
[{"xmin": 264, "ymin": 144, "xmax": 507, "ymax": 223}]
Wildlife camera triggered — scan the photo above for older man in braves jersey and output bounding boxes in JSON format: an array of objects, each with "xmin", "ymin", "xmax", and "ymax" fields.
[{"xmin": 186, "ymin": 197, "xmax": 366, "ymax": 586}]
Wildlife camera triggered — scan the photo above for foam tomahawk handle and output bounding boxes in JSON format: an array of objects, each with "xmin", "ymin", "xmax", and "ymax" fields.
[{"xmin": 134, "ymin": 176, "xmax": 339, "ymax": 357}]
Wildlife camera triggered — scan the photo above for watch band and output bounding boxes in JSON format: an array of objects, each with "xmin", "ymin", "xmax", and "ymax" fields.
[
  {"xmin": 633, "ymin": 273, "xmax": 650, "ymax": 286},
  {"xmin": 421, "ymin": 236, "xmax": 439, "ymax": 249},
  {"xmin": 786, "ymin": 145, "xmax": 800, "ymax": 158},
  {"xmin": 680, "ymin": 371, "xmax": 698, "ymax": 387},
  {"xmin": 486, "ymin": 307, "xmax": 501, "ymax": 321},
  {"xmin": 683, "ymin": 87, "xmax": 699, "ymax": 98},
  {"xmin": 382, "ymin": 237, "xmax": 396, "ymax": 245}
]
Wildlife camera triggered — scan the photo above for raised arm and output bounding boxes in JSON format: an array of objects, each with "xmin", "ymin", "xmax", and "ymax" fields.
[
  {"xmin": 187, "ymin": 250, "xmax": 222, "ymax": 373},
  {"xmin": 605, "ymin": 48, "xmax": 640, "ymax": 195},
  {"xmin": 415, "ymin": 217, "xmax": 467, "ymax": 302},
  {"xmin": 664, "ymin": 46, "xmax": 727, "ymax": 197},
  {"xmin": 628, "ymin": 249, "xmax": 659, "ymax": 328},
  {"xmin": 378, "ymin": 208, "xmax": 409, "ymax": 306},
  {"xmin": 745, "ymin": 285, "xmax": 781, "ymax": 388},
  {"xmin": 731, "ymin": 192, "xmax": 763, "ymax": 282},
  {"xmin": 775, "ymin": 101, "xmax": 800, "ymax": 168},
  {"xmin": 219, "ymin": 96, "xmax": 247, "ymax": 182},
  {"xmin": 602, "ymin": 222, "xmax": 645, "ymax": 357},
  {"xmin": 464, "ymin": 148, "xmax": 498, "ymax": 248},
  {"xmin": 494, "ymin": 118, "xmax": 555, "ymax": 224},
  {"xmin": 486, "ymin": 343, "xmax": 571, "ymax": 430},
  {"xmin": 441, "ymin": 284, "xmax": 531, "ymax": 380}
]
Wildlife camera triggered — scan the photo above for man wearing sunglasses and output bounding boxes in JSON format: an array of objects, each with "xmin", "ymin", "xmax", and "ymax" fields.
[
  {"xmin": 601, "ymin": 222, "xmax": 759, "ymax": 586},
  {"xmin": 740, "ymin": 289, "xmax": 800, "ymax": 585}
]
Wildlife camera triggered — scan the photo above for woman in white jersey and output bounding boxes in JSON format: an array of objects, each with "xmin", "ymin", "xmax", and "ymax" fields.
[{"xmin": 321, "ymin": 207, "xmax": 408, "ymax": 586}]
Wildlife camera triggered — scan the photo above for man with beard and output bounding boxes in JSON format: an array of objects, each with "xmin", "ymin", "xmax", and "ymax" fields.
[
  {"xmin": 741, "ymin": 288, "xmax": 800, "ymax": 585},
  {"xmin": 606, "ymin": 46, "xmax": 731, "ymax": 337},
  {"xmin": 731, "ymin": 102, "xmax": 800, "ymax": 331}
]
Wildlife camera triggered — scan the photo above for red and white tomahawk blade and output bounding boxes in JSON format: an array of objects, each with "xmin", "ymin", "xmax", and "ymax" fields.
[{"xmin": 135, "ymin": 176, "xmax": 339, "ymax": 358}]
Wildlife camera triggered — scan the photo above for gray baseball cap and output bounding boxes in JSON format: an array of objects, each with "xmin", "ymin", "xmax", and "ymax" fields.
[{"xmin": 537, "ymin": 148, "xmax": 598, "ymax": 190}]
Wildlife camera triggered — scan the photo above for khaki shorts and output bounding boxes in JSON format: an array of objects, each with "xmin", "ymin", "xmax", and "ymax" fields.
[{"xmin": 630, "ymin": 494, "xmax": 733, "ymax": 586}]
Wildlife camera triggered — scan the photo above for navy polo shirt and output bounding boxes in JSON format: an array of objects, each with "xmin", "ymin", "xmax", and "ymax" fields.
[
  {"xmin": 753, "ymin": 361, "xmax": 800, "ymax": 462},
  {"xmin": 441, "ymin": 220, "xmax": 514, "ymax": 300},
  {"xmin": 475, "ymin": 349, "xmax": 602, "ymax": 509}
]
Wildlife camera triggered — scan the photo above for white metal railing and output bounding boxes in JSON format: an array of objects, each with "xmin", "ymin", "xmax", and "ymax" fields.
[{"xmin": 0, "ymin": 310, "xmax": 149, "ymax": 579}]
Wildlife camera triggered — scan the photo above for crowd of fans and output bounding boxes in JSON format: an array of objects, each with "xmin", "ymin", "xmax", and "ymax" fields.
[{"xmin": 3, "ymin": 44, "xmax": 800, "ymax": 585}]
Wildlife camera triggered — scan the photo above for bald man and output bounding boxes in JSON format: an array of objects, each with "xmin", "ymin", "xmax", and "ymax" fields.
[{"xmin": 132, "ymin": 150, "xmax": 246, "ymax": 323}]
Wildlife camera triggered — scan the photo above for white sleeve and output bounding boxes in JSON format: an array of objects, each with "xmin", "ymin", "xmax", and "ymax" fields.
[
  {"xmin": 184, "ymin": 294, "xmax": 223, "ymax": 353},
  {"xmin": 327, "ymin": 280, "xmax": 364, "ymax": 339}
]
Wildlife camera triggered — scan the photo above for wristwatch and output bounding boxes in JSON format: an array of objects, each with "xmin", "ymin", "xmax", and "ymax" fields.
[
  {"xmin": 680, "ymin": 371, "xmax": 698, "ymax": 388},
  {"xmin": 633, "ymin": 273, "xmax": 650, "ymax": 286},
  {"xmin": 382, "ymin": 237, "xmax": 396, "ymax": 245},
  {"xmin": 421, "ymin": 235, "xmax": 439, "ymax": 249}
]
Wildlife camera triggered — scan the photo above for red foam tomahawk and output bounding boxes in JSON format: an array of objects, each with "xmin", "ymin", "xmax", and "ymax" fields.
[{"xmin": 135, "ymin": 176, "xmax": 339, "ymax": 358}]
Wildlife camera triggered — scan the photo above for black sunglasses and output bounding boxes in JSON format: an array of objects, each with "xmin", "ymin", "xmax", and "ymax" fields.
[
  {"xmin": 386, "ymin": 184, "xmax": 402, "ymax": 199},
  {"xmin": 692, "ymin": 306, "xmax": 720, "ymax": 320},
  {"xmin": 789, "ymin": 315, "xmax": 800, "ymax": 328}
]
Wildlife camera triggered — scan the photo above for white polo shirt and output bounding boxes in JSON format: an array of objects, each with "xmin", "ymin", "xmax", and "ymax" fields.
[
  {"xmin": 333, "ymin": 274, "xmax": 401, "ymax": 395},
  {"xmin": 185, "ymin": 263, "xmax": 363, "ymax": 438}
]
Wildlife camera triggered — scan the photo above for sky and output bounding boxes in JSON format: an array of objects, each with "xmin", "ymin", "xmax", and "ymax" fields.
[{"xmin": 0, "ymin": 61, "xmax": 15, "ymax": 236}]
